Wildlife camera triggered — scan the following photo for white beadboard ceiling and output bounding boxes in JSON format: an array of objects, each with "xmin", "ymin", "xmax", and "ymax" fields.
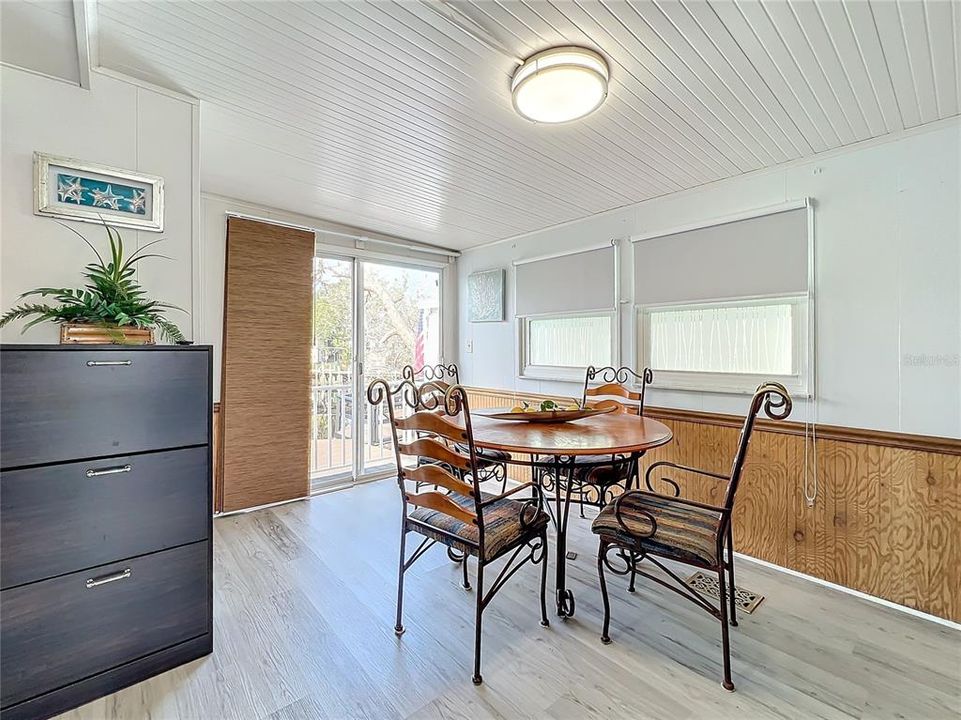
[{"xmin": 94, "ymin": 0, "xmax": 961, "ymax": 250}]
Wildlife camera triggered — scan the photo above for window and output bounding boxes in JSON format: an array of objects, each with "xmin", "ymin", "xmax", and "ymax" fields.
[
  {"xmin": 521, "ymin": 313, "xmax": 614, "ymax": 381},
  {"xmin": 632, "ymin": 202, "xmax": 813, "ymax": 396},
  {"xmin": 513, "ymin": 243, "xmax": 618, "ymax": 382},
  {"xmin": 638, "ymin": 296, "xmax": 809, "ymax": 394}
]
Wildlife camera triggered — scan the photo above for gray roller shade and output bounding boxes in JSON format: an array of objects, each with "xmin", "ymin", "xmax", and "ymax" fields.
[
  {"xmin": 515, "ymin": 245, "xmax": 615, "ymax": 316},
  {"xmin": 633, "ymin": 207, "xmax": 809, "ymax": 305}
]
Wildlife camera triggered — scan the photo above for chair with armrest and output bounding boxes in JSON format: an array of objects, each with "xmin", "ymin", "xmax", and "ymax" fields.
[
  {"xmin": 591, "ymin": 382, "xmax": 792, "ymax": 691},
  {"xmin": 402, "ymin": 364, "xmax": 511, "ymax": 493},
  {"xmin": 536, "ymin": 366, "xmax": 654, "ymax": 517},
  {"xmin": 367, "ymin": 378, "xmax": 550, "ymax": 685}
]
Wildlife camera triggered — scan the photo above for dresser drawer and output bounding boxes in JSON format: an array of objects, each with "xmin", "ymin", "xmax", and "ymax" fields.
[
  {"xmin": 0, "ymin": 541, "xmax": 209, "ymax": 709},
  {"xmin": 1, "ymin": 447, "xmax": 210, "ymax": 589},
  {"xmin": 0, "ymin": 348, "xmax": 209, "ymax": 469}
]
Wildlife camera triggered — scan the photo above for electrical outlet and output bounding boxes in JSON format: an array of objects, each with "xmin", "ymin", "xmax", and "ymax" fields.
[{"xmin": 466, "ymin": 339, "xmax": 473, "ymax": 353}]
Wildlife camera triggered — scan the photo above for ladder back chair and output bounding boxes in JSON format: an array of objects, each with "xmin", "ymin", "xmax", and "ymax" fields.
[
  {"xmin": 367, "ymin": 378, "xmax": 550, "ymax": 685},
  {"xmin": 537, "ymin": 366, "xmax": 654, "ymax": 517},
  {"xmin": 402, "ymin": 364, "xmax": 511, "ymax": 493},
  {"xmin": 592, "ymin": 382, "xmax": 792, "ymax": 691}
]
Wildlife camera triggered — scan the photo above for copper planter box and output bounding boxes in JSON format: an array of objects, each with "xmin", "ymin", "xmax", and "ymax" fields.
[{"xmin": 59, "ymin": 323, "xmax": 155, "ymax": 345}]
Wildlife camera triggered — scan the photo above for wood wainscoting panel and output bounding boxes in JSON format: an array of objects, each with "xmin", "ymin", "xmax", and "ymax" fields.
[
  {"xmin": 220, "ymin": 218, "xmax": 313, "ymax": 513},
  {"xmin": 939, "ymin": 454, "xmax": 961, "ymax": 620},
  {"xmin": 464, "ymin": 386, "xmax": 961, "ymax": 623}
]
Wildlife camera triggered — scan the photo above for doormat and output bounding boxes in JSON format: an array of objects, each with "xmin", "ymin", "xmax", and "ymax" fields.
[{"xmin": 685, "ymin": 571, "xmax": 765, "ymax": 614}]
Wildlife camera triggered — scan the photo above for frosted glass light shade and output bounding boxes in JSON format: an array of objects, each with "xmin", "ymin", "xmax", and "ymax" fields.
[{"xmin": 511, "ymin": 46, "xmax": 609, "ymax": 123}]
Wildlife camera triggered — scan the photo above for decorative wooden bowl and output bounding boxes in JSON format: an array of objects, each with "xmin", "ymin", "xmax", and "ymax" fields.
[{"xmin": 480, "ymin": 405, "xmax": 616, "ymax": 424}]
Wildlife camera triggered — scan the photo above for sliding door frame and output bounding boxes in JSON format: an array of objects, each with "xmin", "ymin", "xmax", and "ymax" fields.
[
  {"xmin": 312, "ymin": 246, "xmax": 447, "ymax": 491},
  {"xmin": 352, "ymin": 258, "xmax": 366, "ymax": 484},
  {"xmin": 310, "ymin": 250, "xmax": 357, "ymax": 492}
]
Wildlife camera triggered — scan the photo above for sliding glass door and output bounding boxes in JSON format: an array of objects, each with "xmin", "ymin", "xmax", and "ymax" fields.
[
  {"xmin": 310, "ymin": 256, "xmax": 355, "ymax": 485},
  {"xmin": 311, "ymin": 256, "xmax": 441, "ymax": 489},
  {"xmin": 360, "ymin": 261, "xmax": 441, "ymax": 475}
]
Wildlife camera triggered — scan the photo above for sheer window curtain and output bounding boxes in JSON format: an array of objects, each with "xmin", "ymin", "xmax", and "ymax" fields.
[
  {"xmin": 528, "ymin": 315, "xmax": 612, "ymax": 368},
  {"xmin": 648, "ymin": 303, "xmax": 793, "ymax": 376}
]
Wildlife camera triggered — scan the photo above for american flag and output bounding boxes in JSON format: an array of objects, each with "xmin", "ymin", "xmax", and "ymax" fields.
[{"xmin": 413, "ymin": 310, "xmax": 425, "ymax": 370}]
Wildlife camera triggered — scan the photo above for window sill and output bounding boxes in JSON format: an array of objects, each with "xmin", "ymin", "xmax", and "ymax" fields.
[
  {"xmin": 647, "ymin": 371, "xmax": 810, "ymax": 398},
  {"xmin": 519, "ymin": 367, "xmax": 587, "ymax": 384}
]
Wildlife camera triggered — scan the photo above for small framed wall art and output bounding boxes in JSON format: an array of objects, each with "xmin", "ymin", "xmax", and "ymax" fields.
[
  {"xmin": 34, "ymin": 152, "xmax": 165, "ymax": 232},
  {"xmin": 468, "ymin": 268, "xmax": 506, "ymax": 322}
]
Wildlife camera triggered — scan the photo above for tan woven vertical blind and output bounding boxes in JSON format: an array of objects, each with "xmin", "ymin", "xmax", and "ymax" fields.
[{"xmin": 220, "ymin": 217, "xmax": 313, "ymax": 512}]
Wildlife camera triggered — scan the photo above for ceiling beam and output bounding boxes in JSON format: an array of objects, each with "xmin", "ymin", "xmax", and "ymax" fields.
[{"xmin": 72, "ymin": 0, "xmax": 94, "ymax": 88}]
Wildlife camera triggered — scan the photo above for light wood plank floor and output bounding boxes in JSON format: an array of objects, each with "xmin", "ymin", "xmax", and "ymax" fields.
[{"xmin": 61, "ymin": 480, "xmax": 960, "ymax": 720}]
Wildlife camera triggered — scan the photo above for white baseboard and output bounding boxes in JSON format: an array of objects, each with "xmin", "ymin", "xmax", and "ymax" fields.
[
  {"xmin": 734, "ymin": 552, "xmax": 961, "ymax": 631},
  {"xmin": 215, "ymin": 471, "xmax": 394, "ymax": 518}
]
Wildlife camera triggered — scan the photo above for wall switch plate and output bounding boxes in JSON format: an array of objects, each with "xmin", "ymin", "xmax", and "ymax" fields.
[{"xmin": 466, "ymin": 339, "xmax": 473, "ymax": 353}]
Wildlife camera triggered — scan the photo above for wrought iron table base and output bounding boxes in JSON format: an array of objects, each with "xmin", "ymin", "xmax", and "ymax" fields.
[{"xmin": 514, "ymin": 451, "xmax": 643, "ymax": 618}]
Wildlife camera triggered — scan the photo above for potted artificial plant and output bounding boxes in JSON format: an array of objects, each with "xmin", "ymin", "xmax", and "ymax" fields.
[{"xmin": 0, "ymin": 221, "xmax": 185, "ymax": 344}]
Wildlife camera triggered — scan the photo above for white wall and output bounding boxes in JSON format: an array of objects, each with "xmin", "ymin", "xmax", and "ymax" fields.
[
  {"xmin": 0, "ymin": 62, "xmax": 457, "ymax": 403},
  {"xmin": 198, "ymin": 194, "xmax": 459, "ymax": 401},
  {"xmin": 458, "ymin": 120, "xmax": 961, "ymax": 439},
  {"xmin": 0, "ymin": 1, "xmax": 80, "ymax": 85},
  {"xmin": 0, "ymin": 66, "xmax": 199, "ymax": 343}
]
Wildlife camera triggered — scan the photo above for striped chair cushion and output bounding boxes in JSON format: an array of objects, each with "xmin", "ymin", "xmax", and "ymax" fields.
[
  {"xmin": 592, "ymin": 493, "xmax": 722, "ymax": 567},
  {"xmin": 535, "ymin": 455, "xmax": 630, "ymax": 487},
  {"xmin": 537, "ymin": 454, "xmax": 630, "ymax": 496},
  {"xmin": 456, "ymin": 445, "xmax": 511, "ymax": 467},
  {"xmin": 409, "ymin": 491, "xmax": 547, "ymax": 561},
  {"xmin": 417, "ymin": 446, "xmax": 509, "ymax": 475}
]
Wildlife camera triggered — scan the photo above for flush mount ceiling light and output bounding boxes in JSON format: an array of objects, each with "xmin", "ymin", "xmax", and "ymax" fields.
[{"xmin": 511, "ymin": 46, "xmax": 609, "ymax": 124}]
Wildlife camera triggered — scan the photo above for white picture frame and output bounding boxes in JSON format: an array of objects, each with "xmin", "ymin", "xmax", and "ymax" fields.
[{"xmin": 34, "ymin": 152, "xmax": 165, "ymax": 232}]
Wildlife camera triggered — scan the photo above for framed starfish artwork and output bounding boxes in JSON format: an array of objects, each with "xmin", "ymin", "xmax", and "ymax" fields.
[{"xmin": 34, "ymin": 152, "xmax": 164, "ymax": 232}]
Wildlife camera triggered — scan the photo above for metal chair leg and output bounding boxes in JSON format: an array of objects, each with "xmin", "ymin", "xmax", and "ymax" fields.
[
  {"xmin": 717, "ymin": 566, "xmax": 734, "ymax": 692},
  {"xmin": 539, "ymin": 532, "xmax": 550, "ymax": 628},
  {"xmin": 395, "ymin": 526, "xmax": 407, "ymax": 636},
  {"xmin": 472, "ymin": 561, "xmax": 485, "ymax": 685},
  {"xmin": 627, "ymin": 555, "xmax": 637, "ymax": 593},
  {"xmin": 538, "ymin": 467, "xmax": 558, "ymax": 530},
  {"xmin": 598, "ymin": 542, "xmax": 612, "ymax": 644},
  {"xmin": 727, "ymin": 523, "xmax": 738, "ymax": 627},
  {"xmin": 462, "ymin": 554, "xmax": 471, "ymax": 590}
]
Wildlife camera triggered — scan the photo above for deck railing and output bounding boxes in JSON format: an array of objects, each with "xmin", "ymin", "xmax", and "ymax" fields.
[{"xmin": 309, "ymin": 369, "xmax": 403, "ymax": 479}]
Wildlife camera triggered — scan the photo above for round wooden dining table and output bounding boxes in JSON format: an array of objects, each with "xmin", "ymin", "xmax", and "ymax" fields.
[{"xmin": 469, "ymin": 411, "xmax": 673, "ymax": 618}]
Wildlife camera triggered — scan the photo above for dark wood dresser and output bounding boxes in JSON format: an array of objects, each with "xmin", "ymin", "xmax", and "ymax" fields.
[{"xmin": 0, "ymin": 345, "xmax": 213, "ymax": 720}]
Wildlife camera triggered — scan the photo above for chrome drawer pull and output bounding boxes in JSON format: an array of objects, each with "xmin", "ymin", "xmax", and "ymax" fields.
[
  {"xmin": 86, "ymin": 360, "xmax": 132, "ymax": 367},
  {"xmin": 86, "ymin": 464, "xmax": 132, "ymax": 478},
  {"xmin": 85, "ymin": 568, "xmax": 131, "ymax": 588}
]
